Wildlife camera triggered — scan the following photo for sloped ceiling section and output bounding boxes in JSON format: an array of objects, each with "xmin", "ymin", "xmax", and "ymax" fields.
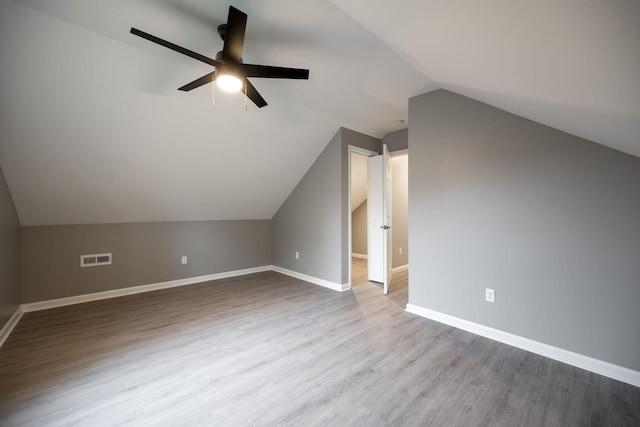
[
  {"xmin": 1, "ymin": 1, "xmax": 638, "ymax": 227},
  {"xmin": 331, "ymin": 0, "xmax": 640, "ymax": 158},
  {"xmin": 0, "ymin": 0, "xmax": 432, "ymax": 226}
]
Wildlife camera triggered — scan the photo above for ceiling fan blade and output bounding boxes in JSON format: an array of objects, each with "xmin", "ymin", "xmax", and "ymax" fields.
[
  {"xmin": 242, "ymin": 79, "xmax": 267, "ymax": 108},
  {"xmin": 222, "ymin": 6, "xmax": 247, "ymax": 63},
  {"xmin": 178, "ymin": 71, "xmax": 216, "ymax": 91},
  {"xmin": 240, "ymin": 64, "xmax": 309, "ymax": 79},
  {"xmin": 130, "ymin": 27, "xmax": 219, "ymax": 68}
]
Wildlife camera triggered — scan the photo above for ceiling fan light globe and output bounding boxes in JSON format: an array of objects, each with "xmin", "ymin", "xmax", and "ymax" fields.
[{"xmin": 217, "ymin": 74, "xmax": 243, "ymax": 92}]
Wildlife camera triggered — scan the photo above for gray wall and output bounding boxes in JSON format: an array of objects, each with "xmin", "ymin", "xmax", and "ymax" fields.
[
  {"xmin": 21, "ymin": 220, "xmax": 271, "ymax": 302},
  {"xmin": 352, "ymin": 200, "xmax": 367, "ymax": 256},
  {"xmin": 0, "ymin": 164, "xmax": 20, "ymax": 327},
  {"xmin": 383, "ymin": 128, "xmax": 408, "ymax": 152},
  {"xmin": 273, "ymin": 128, "xmax": 380, "ymax": 285},
  {"xmin": 408, "ymin": 89, "xmax": 640, "ymax": 371},
  {"xmin": 272, "ymin": 130, "xmax": 343, "ymax": 283},
  {"xmin": 391, "ymin": 155, "xmax": 408, "ymax": 268}
]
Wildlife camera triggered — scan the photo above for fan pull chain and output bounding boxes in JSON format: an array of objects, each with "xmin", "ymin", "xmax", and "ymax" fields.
[
  {"xmin": 244, "ymin": 79, "xmax": 248, "ymax": 111},
  {"xmin": 211, "ymin": 79, "xmax": 215, "ymax": 107}
]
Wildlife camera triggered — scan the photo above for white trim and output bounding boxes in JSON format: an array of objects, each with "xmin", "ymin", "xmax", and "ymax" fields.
[
  {"xmin": 22, "ymin": 266, "xmax": 272, "ymax": 312},
  {"xmin": 392, "ymin": 264, "xmax": 408, "ymax": 272},
  {"xmin": 349, "ymin": 145, "xmax": 378, "ymax": 157},
  {"xmin": 6, "ymin": 265, "xmax": 350, "ymax": 346},
  {"xmin": 352, "ymin": 253, "xmax": 368, "ymax": 259},
  {"xmin": 0, "ymin": 305, "xmax": 23, "ymax": 348},
  {"xmin": 405, "ymin": 303, "xmax": 640, "ymax": 388},
  {"xmin": 272, "ymin": 266, "xmax": 349, "ymax": 292}
]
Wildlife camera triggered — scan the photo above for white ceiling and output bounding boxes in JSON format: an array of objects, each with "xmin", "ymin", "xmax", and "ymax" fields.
[
  {"xmin": 1, "ymin": 0, "xmax": 638, "ymax": 226},
  {"xmin": 330, "ymin": 0, "xmax": 640, "ymax": 157}
]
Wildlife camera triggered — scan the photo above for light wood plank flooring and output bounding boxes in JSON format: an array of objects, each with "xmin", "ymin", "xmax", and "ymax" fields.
[
  {"xmin": 351, "ymin": 256, "xmax": 370, "ymax": 286},
  {"xmin": 1, "ymin": 264, "xmax": 638, "ymax": 426}
]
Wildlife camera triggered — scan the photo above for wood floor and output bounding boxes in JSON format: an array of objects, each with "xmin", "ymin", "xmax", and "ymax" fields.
[{"xmin": 1, "ymin": 260, "xmax": 638, "ymax": 426}]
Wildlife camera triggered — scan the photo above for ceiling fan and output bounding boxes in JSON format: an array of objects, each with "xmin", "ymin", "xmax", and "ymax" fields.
[{"xmin": 130, "ymin": 5, "xmax": 309, "ymax": 108}]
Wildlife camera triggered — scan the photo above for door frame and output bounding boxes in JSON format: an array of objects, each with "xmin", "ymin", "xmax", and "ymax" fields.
[{"xmin": 347, "ymin": 144, "xmax": 379, "ymax": 290}]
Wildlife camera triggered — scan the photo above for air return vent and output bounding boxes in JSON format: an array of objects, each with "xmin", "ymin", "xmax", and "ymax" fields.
[{"xmin": 80, "ymin": 253, "xmax": 112, "ymax": 268}]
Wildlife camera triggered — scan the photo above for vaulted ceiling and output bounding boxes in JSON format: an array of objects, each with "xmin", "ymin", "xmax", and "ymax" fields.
[{"xmin": 1, "ymin": 0, "xmax": 638, "ymax": 226}]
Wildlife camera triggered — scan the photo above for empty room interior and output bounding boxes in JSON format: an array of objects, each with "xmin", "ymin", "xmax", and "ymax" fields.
[{"xmin": 1, "ymin": 0, "xmax": 639, "ymax": 425}]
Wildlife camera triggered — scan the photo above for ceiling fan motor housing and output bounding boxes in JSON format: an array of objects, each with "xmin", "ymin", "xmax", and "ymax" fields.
[
  {"xmin": 216, "ymin": 50, "xmax": 242, "ymax": 65},
  {"xmin": 217, "ymin": 24, "xmax": 227, "ymax": 41}
]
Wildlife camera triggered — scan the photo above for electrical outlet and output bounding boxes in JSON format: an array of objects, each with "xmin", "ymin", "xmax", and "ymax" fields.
[
  {"xmin": 485, "ymin": 288, "xmax": 495, "ymax": 303},
  {"xmin": 295, "ymin": 251, "xmax": 299, "ymax": 259},
  {"xmin": 399, "ymin": 247, "xmax": 402, "ymax": 255},
  {"xmin": 181, "ymin": 256, "xmax": 188, "ymax": 265}
]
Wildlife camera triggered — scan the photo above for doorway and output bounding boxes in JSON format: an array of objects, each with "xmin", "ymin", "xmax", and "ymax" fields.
[{"xmin": 348, "ymin": 146, "xmax": 408, "ymax": 293}]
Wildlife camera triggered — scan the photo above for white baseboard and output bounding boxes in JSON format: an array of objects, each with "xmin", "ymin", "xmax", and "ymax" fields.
[
  {"xmin": 272, "ymin": 266, "xmax": 349, "ymax": 292},
  {"xmin": 13, "ymin": 263, "xmax": 346, "ymax": 321},
  {"xmin": 351, "ymin": 253, "xmax": 368, "ymax": 259},
  {"xmin": 0, "ymin": 305, "xmax": 24, "ymax": 348},
  {"xmin": 392, "ymin": 264, "xmax": 408, "ymax": 273},
  {"xmin": 405, "ymin": 303, "xmax": 640, "ymax": 388},
  {"xmin": 22, "ymin": 266, "xmax": 272, "ymax": 312}
]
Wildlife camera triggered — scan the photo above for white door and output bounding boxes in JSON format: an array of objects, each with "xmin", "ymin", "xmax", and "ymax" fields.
[
  {"xmin": 382, "ymin": 144, "xmax": 392, "ymax": 294},
  {"xmin": 367, "ymin": 144, "xmax": 393, "ymax": 294}
]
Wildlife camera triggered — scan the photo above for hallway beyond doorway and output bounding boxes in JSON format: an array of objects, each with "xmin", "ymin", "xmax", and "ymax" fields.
[{"xmin": 351, "ymin": 257, "xmax": 408, "ymax": 308}]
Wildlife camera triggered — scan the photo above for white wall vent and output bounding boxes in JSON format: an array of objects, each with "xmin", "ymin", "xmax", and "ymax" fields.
[{"xmin": 80, "ymin": 253, "xmax": 112, "ymax": 268}]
